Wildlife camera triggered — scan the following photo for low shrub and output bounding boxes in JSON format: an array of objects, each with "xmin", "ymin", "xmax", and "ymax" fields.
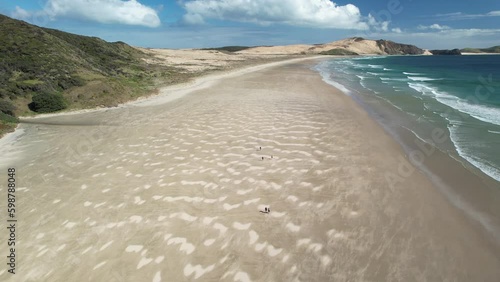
[
  {"xmin": 0, "ymin": 100, "xmax": 16, "ymax": 116},
  {"xmin": 29, "ymin": 92, "xmax": 67, "ymax": 113},
  {"xmin": 0, "ymin": 111, "xmax": 19, "ymax": 123}
]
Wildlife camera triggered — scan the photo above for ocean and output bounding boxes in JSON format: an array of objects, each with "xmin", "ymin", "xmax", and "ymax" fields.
[{"xmin": 314, "ymin": 55, "xmax": 500, "ymax": 184}]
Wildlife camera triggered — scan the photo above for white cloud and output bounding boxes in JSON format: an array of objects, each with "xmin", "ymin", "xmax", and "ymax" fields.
[
  {"xmin": 181, "ymin": 0, "xmax": 372, "ymax": 30},
  {"xmin": 367, "ymin": 14, "xmax": 389, "ymax": 31},
  {"xmin": 43, "ymin": 0, "xmax": 161, "ymax": 27},
  {"xmin": 183, "ymin": 12, "xmax": 205, "ymax": 25},
  {"xmin": 433, "ymin": 28, "xmax": 500, "ymax": 38},
  {"xmin": 366, "ymin": 27, "xmax": 500, "ymax": 49},
  {"xmin": 418, "ymin": 24, "xmax": 450, "ymax": 30},
  {"xmin": 430, "ymin": 23, "xmax": 449, "ymax": 30},
  {"xmin": 435, "ymin": 10, "xmax": 500, "ymax": 20},
  {"xmin": 11, "ymin": 6, "xmax": 32, "ymax": 20},
  {"xmin": 391, "ymin": 28, "xmax": 402, "ymax": 33}
]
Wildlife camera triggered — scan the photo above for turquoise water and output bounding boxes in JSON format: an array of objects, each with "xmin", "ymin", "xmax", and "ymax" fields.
[{"xmin": 314, "ymin": 55, "xmax": 500, "ymax": 183}]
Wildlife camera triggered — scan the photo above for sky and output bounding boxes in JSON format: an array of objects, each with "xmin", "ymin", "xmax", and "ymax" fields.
[{"xmin": 1, "ymin": 0, "xmax": 499, "ymax": 49}]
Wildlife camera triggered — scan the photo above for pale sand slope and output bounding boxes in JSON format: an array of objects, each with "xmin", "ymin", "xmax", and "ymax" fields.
[
  {"xmin": 236, "ymin": 38, "xmax": 433, "ymax": 55},
  {"xmin": 0, "ymin": 60, "xmax": 499, "ymax": 281},
  {"xmin": 136, "ymin": 47, "xmax": 295, "ymax": 73}
]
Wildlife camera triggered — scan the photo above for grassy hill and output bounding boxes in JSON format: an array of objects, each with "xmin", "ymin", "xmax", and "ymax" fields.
[
  {"xmin": 461, "ymin": 46, "xmax": 500, "ymax": 53},
  {"xmin": 201, "ymin": 46, "xmax": 253, "ymax": 53},
  {"xmin": 319, "ymin": 48, "xmax": 359, "ymax": 56},
  {"xmin": 0, "ymin": 14, "xmax": 187, "ymax": 135}
]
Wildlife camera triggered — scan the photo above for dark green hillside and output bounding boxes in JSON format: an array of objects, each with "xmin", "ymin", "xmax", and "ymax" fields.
[
  {"xmin": 461, "ymin": 46, "xmax": 500, "ymax": 53},
  {"xmin": 319, "ymin": 49, "xmax": 359, "ymax": 56},
  {"xmin": 201, "ymin": 46, "xmax": 252, "ymax": 53},
  {"xmin": 0, "ymin": 14, "xmax": 186, "ymax": 135}
]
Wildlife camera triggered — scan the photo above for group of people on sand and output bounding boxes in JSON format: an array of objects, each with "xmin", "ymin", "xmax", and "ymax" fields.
[
  {"xmin": 258, "ymin": 146, "xmax": 272, "ymax": 214},
  {"xmin": 258, "ymin": 146, "xmax": 273, "ymax": 160}
]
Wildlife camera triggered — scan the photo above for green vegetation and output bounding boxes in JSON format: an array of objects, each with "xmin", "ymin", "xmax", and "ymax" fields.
[
  {"xmin": 0, "ymin": 14, "xmax": 189, "ymax": 136},
  {"xmin": 0, "ymin": 99, "xmax": 18, "ymax": 136},
  {"xmin": 201, "ymin": 46, "xmax": 252, "ymax": 53},
  {"xmin": 461, "ymin": 48, "xmax": 482, "ymax": 53},
  {"xmin": 29, "ymin": 92, "xmax": 66, "ymax": 113},
  {"xmin": 0, "ymin": 14, "xmax": 186, "ymax": 110},
  {"xmin": 319, "ymin": 49, "xmax": 359, "ymax": 56},
  {"xmin": 0, "ymin": 112, "xmax": 19, "ymax": 124},
  {"xmin": 461, "ymin": 46, "xmax": 500, "ymax": 53},
  {"xmin": 0, "ymin": 100, "xmax": 16, "ymax": 116}
]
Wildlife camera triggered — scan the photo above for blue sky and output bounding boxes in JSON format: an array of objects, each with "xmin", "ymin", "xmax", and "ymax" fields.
[{"xmin": 1, "ymin": 0, "xmax": 499, "ymax": 49}]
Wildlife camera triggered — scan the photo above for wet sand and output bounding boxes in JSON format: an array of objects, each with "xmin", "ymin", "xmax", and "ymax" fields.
[{"xmin": 0, "ymin": 59, "xmax": 499, "ymax": 281}]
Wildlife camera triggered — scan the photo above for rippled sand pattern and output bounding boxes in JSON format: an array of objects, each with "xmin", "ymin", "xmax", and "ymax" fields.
[{"xmin": 1, "ymin": 63, "xmax": 499, "ymax": 281}]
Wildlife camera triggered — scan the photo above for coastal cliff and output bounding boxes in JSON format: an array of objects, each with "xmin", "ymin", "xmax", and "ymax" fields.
[
  {"xmin": 375, "ymin": 39, "xmax": 425, "ymax": 55},
  {"xmin": 236, "ymin": 37, "xmax": 427, "ymax": 56},
  {"xmin": 430, "ymin": 49, "xmax": 462, "ymax": 55}
]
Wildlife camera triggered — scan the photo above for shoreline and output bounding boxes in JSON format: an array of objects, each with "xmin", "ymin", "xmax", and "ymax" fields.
[
  {"xmin": 317, "ymin": 58, "xmax": 500, "ymax": 248},
  {"xmin": 314, "ymin": 58, "xmax": 500, "ymax": 246},
  {"xmin": 0, "ymin": 59, "xmax": 499, "ymax": 280}
]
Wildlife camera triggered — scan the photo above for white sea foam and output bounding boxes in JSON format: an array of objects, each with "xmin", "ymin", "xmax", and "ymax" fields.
[
  {"xmin": 408, "ymin": 82, "xmax": 500, "ymax": 126},
  {"xmin": 314, "ymin": 63, "xmax": 352, "ymax": 96},
  {"xmin": 448, "ymin": 124, "xmax": 500, "ymax": 182},
  {"xmin": 380, "ymin": 77, "xmax": 408, "ymax": 82},
  {"xmin": 408, "ymin": 76, "xmax": 441, "ymax": 81}
]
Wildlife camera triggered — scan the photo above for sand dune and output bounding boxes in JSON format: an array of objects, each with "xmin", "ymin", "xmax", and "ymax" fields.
[
  {"xmin": 137, "ymin": 47, "xmax": 296, "ymax": 73},
  {"xmin": 237, "ymin": 37, "xmax": 432, "ymax": 55}
]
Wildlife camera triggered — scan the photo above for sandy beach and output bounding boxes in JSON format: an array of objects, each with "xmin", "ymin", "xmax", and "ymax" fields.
[{"xmin": 0, "ymin": 59, "xmax": 499, "ymax": 281}]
